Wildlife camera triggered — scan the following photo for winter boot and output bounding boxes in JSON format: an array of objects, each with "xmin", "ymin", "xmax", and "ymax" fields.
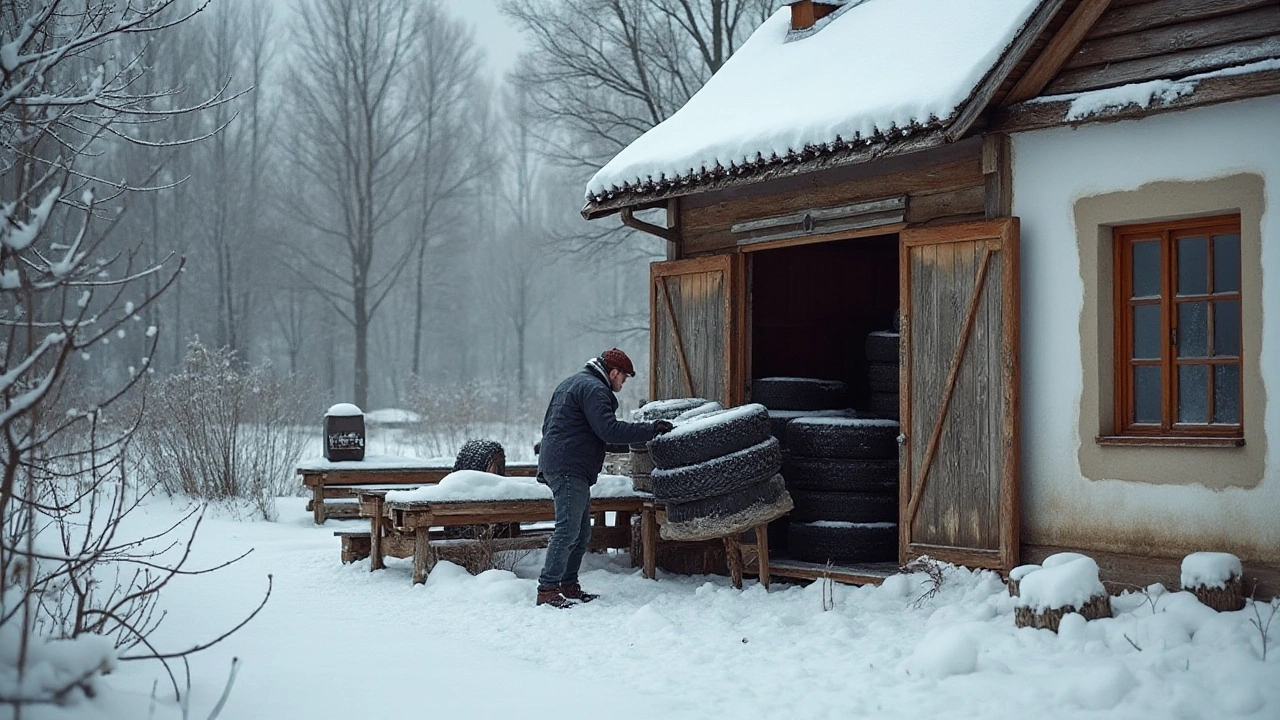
[
  {"xmin": 536, "ymin": 586, "xmax": 574, "ymax": 609},
  {"xmin": 560, "ymin": 583, "xmax": 599, "ymax": 603}
]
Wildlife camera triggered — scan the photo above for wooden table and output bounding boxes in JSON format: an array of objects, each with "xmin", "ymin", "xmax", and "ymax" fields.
[
  {"xmin": 357, "ymin": 488, "xmax": 647, "ymax": 584},
  {"xmin": 639, "ymin": 499, "xmax": 771, "ymax": 589},
  {"xmin": 297, "ymin": 459, "xmax": 538, "ymax": 524}
]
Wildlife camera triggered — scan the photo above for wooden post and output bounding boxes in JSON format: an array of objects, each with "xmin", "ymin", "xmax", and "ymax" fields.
[
  {"xmin": 412, "ymin": 527, "xmax": 435, "ymax": 584},
  {"xmin": 311, "ymin": 483, "xmax": 326, "ymax": 525},
  {"xmin": 369, "ymin": 496, "xmax": 385, "ymax": 571},
  {"xmin": 642, "ymin": 501, "xmax": 658, "ymax": 580},
  {"xmin": 754, "ymin": 524, "xmax": 771, "ymax": 589}
]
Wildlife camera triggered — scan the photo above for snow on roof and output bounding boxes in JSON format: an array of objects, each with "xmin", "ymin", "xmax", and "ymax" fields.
[{"xmin": 586, "ymin": 0, "xmax": 1043, "ymax": 202}]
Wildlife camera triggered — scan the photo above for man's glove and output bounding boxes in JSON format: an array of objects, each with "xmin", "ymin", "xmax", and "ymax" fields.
[{"xmin": 653, "ymin": 419, "xmax": 674, "ymax": 435}]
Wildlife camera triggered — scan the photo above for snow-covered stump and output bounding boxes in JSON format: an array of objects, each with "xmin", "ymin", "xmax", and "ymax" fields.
[
  {"xmin": 1181, "ymin": 552, "xmax": 1245, "ymax": 612},
  {"xmin": 1014, "ymin": 555, "xmax": 1111, "ymax": 632},
  {"xmin": 1007, "ymin": 564, "xmax": 1041, "ymax": 597}
]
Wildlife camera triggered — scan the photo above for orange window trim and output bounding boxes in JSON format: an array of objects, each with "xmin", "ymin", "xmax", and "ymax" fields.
[{"xmin": 1111, "ymin": 214, "xmax": 1243, "ymax": 438}]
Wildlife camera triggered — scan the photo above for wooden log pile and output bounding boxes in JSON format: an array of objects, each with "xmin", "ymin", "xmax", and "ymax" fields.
[{"xmin": 1013, "ymin": 553, "xmax": 1112, "ymax": 633}]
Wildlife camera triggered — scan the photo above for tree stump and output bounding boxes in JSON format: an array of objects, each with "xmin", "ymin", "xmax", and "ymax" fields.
[
  {"xmin": 1007, "ymin": 564, "xmax": 1041, "ymax": 597},
  {"xmin": 1014, "ymin": 593, "xmax": 1112, "ymax": 632},
  {"xmin": 1014, "ymin": 555, "xmax": 1112, "ymax": 632},
  {"xmin": 1181, "ymin": 552, "xmax": 1245, "ymax": 611}
]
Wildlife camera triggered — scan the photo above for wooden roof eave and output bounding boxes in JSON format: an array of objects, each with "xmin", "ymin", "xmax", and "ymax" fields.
[{"xmin": 581, "ymin": 0, "xmax": 1070, "ymax": 222}]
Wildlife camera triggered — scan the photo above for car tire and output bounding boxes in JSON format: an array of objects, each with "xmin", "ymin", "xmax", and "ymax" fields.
[
  {"xmin": 865, "ymin": 332, "xmax": 899, "ymax": 364},
  {"xmin": 662, "ymin": 475, "xmax": 794, "ymax": 542},
  {"xmin": 648, "ymin": 403, "xmax": 770, "ymax": 470},
  {"xmin": 787, "ymin": 521, "xmax": 898, "ymax": 564},
  {"xmin": 782, "ymin": 456, "xmax": 898, "ymax": 493},
  {"xmin": 650, "ymin": 437, "xmax": 782, "ymax": 504},
  {"xmin": 788, "ymin": 491, "xmax": 897, "ymax": 523},
  {"xmin": 785, "ymin": 417, "xmax": 899, "ymax": 460},
  {"xmin": 751, "ymin": 377, "xmax": 850, "ymax": 412}
]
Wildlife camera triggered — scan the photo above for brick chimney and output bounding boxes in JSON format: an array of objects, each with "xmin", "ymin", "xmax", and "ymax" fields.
[{"xmin": 789, "ymin": 1, "xmax": 841, "ymax": 31}]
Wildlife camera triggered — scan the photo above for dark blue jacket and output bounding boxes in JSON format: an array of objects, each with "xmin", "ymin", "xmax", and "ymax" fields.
[{"xmin": 537, "ymin": 362, "xmax": 656, "ymax": 483}]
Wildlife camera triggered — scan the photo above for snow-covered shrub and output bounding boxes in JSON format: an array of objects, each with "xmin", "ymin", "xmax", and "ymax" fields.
[{"xmin": 135, "ymin": 342, "xmax": 312, "ymax": 519}]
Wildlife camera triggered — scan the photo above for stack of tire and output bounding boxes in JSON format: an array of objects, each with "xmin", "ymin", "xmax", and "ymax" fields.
[
  {"xmin": 866, "ymin": 327, "xmax": 900, "ymax": 421},
  {"xmin": 783, "ymin": 416, "xmax": 900, "ymax": 564},
  {"xmin": 629, "ymin": 398, "xmax": 719, "ymax": 492},
  {"xmin": 646, "ymin": 403, "xmax": 793, "ymax": 541}
]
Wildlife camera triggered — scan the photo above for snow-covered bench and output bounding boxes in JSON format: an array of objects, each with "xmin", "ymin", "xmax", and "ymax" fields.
[
  {"xmin": 296, "ymin": 455, "xmax": 538, "ymax": 524},
  {"xmin": 355, "ymin": 472, "xmax": 648, "ymax": 583}
]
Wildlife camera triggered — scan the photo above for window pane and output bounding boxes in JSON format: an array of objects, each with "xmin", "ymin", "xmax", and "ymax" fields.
[
  {"xmin": 1131, "ymin": 241, "xmax": 1161, "ymax": 298},
  {"xmin": 1134, "ymin": 366, "xmax": 1161, "ymax": 424},
  {"xmin": 1177, "ymin": 236, "xmax": 1208, "ymax": 296},
  {"xmin": 1213, "ymin": 234, "xmax": 1240, "ymax": 293},
  {"xmin": 1213, "ymin": 300, "xmax": 1241, "ymax": 357},
  {"xmin": 1178, "ymin": 365, "xmax": 1209, "ymax": 424},
  {"xmin": 1214, "ymin": 365, "xmax": 1240, "ymax": 425},
  {"xmin": 1177, "ymin": 302, "xmax": 1208, "ymax": 357},
  {"xmin": 1132, "ymin": 305, "xmax": 1161, "ymax": 359}
]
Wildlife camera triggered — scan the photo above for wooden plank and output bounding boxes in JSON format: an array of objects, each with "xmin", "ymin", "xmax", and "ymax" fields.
[
  {"xmin": 905, "ymin": 186, "xmax": 986, "ymax": 225},
  {"xmin": 1004, "ymin": 0, "xmax": 1114, "ymax": 105},
  {"xmin": 1045, "ymin": 34, "xmax": 1280, "ymax": 95},
  {"xmin": 1023, "ymin": 544, "xmax": 1279, "ymax": 599},
  {"xmin": 1067, "ymin": 5, "xmax": 1280, "ymax": 69},
  {"xmin": 412, "ymin": 528, "xmax": 433, "ymax": 584},
  {"xmin": 1087, "ymin": 0, "xmax": 1274, "ymax": 39},
  {"xmin": 765, "ymin": 558, "xmax": 899, "ymax": 586},
  {"xmin": 642, "ymin": 502, "xmax": 658, "ymax": 579},
  {"xmin": 754, "ymin": 523, "xmax": 770, "ymax": 588},
  {"xmin": 658, "ymin": 277, "xmax": 697, "ymax": 396},
  {"xmin": 369, "ymin": 496, "xmax": 385, "ymax": 571},
  {"xmin": 982, "ymin": 134, "xmax": 1012, "ymax": 219},
  {"xmin": 993, "ymin": 66, "xmax": 1280, "ymax": 132}
]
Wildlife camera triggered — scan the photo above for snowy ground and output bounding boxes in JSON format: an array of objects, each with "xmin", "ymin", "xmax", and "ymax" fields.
[{"xmin": 28, "ymin": 497, "xmax": 1280, "ymax": 720}]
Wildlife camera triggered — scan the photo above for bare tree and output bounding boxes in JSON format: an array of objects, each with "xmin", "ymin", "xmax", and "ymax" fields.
[
  {"xmin": 408, "ymin": 2, "xmax": 491, "ymax": 376},
  {"xmin": 1, "ymin": 0, "xmax": 268, "ymax": 712},
  {"xmin": 282, "ymin": 0, "xmax": 424, "ymax": 409}
]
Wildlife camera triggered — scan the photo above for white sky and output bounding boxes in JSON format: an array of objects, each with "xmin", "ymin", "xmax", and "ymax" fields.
[{"xmin": 446, "ymin": 0, "xmax": 526, "ymax": 79}]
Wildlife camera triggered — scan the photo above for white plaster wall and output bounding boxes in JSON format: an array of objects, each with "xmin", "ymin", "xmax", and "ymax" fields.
[{"xmin": 1011, "ymin": 94, "xmax": 1280, "ymax": 562}]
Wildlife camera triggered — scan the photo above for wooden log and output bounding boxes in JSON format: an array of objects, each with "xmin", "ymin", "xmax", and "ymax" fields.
[
  {"xmin": 1014, "ymin": 593, "xmax": 1112, "ymax": 632},
  {"xmin": 724, "ymin": 537, "xmax": 744, "ymax": 590}
]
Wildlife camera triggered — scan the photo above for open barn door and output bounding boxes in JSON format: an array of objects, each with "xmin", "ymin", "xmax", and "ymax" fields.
[
  {"xmin": 900, "ymin": 218, "xmax": 1020, "ymax": 571},
  {"xmin": 650, "ymin": 255, "xmax": 742, "ymax": 407}
]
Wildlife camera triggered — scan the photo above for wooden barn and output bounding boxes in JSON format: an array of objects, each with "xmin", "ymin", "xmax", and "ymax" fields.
[{"xmin": 583, "ymin": 0, "xmax": 1280, "ymax": 592}]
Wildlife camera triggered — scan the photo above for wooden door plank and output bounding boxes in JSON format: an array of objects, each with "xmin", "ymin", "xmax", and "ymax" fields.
[
  {"xmin": 658, "ymin": 277, "xmax": 697, "ymax": 396},
  {"xmin": 1003, "ymin": 0, "xmax": 1114, "ymax": 104}
]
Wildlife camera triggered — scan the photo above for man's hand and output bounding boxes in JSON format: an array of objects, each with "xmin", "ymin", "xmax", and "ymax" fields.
[{"xmin": 652, "ymin": 419, "xmax": 674, "ymax": 435}]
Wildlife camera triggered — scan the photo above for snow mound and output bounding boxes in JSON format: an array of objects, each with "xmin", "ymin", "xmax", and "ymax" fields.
[
  {"xmin": 907, "ymin": 626, "xmax": 978, "ymax": 679},
  {"xmin": 325, "ymin": 402, "xmax": 363, "ymax": 417},
  {"xmin": 1016, "ymin": 556, "xmax": 1105, "ymax": 612},
  {"xmin": 1180, "ymin": 551, "xmax": 1242, "ymax": 590}
]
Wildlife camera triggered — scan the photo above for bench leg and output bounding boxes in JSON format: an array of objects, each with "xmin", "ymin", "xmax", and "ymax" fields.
[
  {"xmin": 412, "ymin": 527, "xmax": 436, "ymax": 584},
  {"xmin": 723, "ymin": 536, "xmax": 744, "ymax": 589},
  {"xmin": 312, "ymin": 486, "xmax": 325, "ymax": 525},
  {"xmin": 370, "ymin": 497, "xmax": 385, "ymax": 571},
  {"xmin": 754, "ymin": 523, "xmax": 770, "ymax": 589},
  {"xmin": 641, "ymin": 505, "xmax": 657, "ymax": 580}
]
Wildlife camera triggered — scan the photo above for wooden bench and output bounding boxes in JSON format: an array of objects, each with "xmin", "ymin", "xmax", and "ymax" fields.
[
  {"xmin": 296, "ymin": 457, "xmax": 538, "ymax": 524},
  {"xmin": 356, "ymin": 487, "xmax": 645, "ymax": 583}
]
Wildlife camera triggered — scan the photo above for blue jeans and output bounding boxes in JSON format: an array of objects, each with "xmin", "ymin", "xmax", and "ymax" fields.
[{"xmin": 538, "ymin": 474, "xmax": 592, "ymax": 589}]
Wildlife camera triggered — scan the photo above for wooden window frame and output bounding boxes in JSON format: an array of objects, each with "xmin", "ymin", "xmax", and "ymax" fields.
[{"xmin": 1110, "ymin": 214, "xmax": 1243, "ymax": 442}]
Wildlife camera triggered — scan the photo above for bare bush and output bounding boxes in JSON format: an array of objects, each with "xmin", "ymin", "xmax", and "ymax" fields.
[
  {"xmin": 403, "ymin": 376, "xmax": 540, "ymax": 459},
  {"xmin": 135, "ymin": 341, "xmax": 313, "ymax": 519}
]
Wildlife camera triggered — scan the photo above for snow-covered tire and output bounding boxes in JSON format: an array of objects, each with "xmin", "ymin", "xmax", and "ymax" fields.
[
  {"xmin": 633, "ymin": 397, "xmax": 711, "ymax": 421},
  {"xmin": 785, "ymin": 417, "xmax": 899, "ymax": 460},
  {"xmin": 865, "ymin": 332, "xmax": 899, "ymax": 364},
  {"xmin": 648, "ymin": 404, "xmax": 770, "ymax": 470},
  {"xmin": 788, "ymin": 491, "xmax": 897, "ymax": 524},
  {"xmin": 868, "ymin": 391, "xmax": 899, "ymax": 420},
  {"xmin": 673, "ymin": 401, "xmax": 724, "ymax": 422},
  {"xmin": 867, "ymin": 363, "xmax": 898, "ymax": 392},
  {"xmin": 751, "ymin": 377, "xmax": 850, "ymax": 411},
  {"xmin": 662, "ymin": 475, "xmax": 794, "ymax": 542},
  {"xmin": 453, "ymin": 439, "xmax": 504, "ymax": 473},
  {"xmin": 650, "ymin": 437, "xmax": 782, "ymax": 504},
  {"xmin": 782, "ymin": 456, "xmax": 898, "ymax": 493},
  {"xmin": 787, "ymin": 521, "xmax": 898, "ymax": 564}
]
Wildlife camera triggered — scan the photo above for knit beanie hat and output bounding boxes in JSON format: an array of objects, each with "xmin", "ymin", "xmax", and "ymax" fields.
[{"xmin": 600, "ymin": 348, "xmax": 635, "ymax": 377}]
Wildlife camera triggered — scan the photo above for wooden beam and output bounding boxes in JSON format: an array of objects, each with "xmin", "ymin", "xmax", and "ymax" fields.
[
  {"xmin": 621, "ymin": 206, "xmax": 678, "ymax": 243},
  {"xmin": 982, "ymin": 133, "xmax": 1012, "ymax": 219},
  {"xmin": 946, "ymin": 0, "xmax": 1071, "ymax": 141},
  {"xmin": 992, "ymin": 67, "xmax": 1280, "ymax": 134},
  {"xmin": 1002, "ymin": 0, "xmax": 1113, "ymax": 105}
]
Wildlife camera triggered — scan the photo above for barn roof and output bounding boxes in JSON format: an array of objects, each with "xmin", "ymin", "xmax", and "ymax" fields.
[{"xmin": 583, "ymin": 0, "xmax": 1048, "ymax": 218}]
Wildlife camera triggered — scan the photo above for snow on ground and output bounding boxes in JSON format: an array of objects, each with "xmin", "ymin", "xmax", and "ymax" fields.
[{"xmin": 27, "ymin": 498, "xmax": 1280, "ymax": 720}]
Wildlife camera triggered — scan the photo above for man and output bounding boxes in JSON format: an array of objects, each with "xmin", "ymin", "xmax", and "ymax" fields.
[{"xmin": 535, "ymin": 348, "xmax": 672, "ymax": 608}]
